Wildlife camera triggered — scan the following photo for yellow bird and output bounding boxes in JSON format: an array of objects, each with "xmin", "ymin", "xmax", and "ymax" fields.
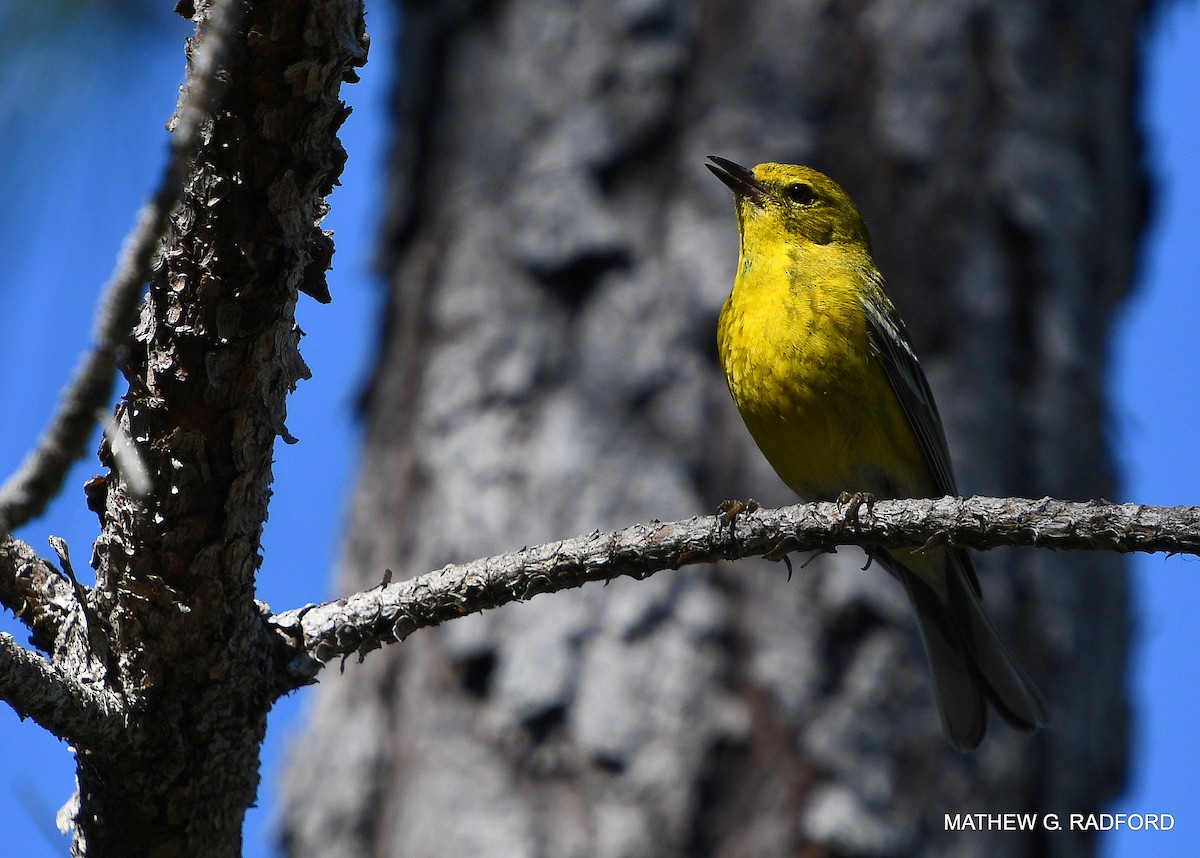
[{"xmin": 708, "ymin": 156, "xmax": 1048, "ymax": 749}]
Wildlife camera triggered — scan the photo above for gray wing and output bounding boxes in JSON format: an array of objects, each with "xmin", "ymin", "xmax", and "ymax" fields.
[
  {"xmin": 862, "ymin": 278, "xmax": 1049, "ymax": 741},
  {"xmin": 862, "ymin": 277, "xmax": 983, "ymax": 598},
  {"xmin": 860, "ymin": 277, "xmax": 958, "ymax": 498}
]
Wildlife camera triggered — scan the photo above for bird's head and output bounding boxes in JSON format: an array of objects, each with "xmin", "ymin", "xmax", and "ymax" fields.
[{"xmin": 706, "ymin": 157, "xmax": 873, "ymax": 253}]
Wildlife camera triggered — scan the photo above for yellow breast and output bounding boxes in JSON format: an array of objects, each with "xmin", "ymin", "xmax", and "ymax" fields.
[{"xmin": 717, "ymin": 245, "xmax": 926, "ymax": 501}]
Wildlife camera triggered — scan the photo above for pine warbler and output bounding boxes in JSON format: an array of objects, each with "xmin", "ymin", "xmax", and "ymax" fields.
[{"xmin": 708, "ymin": 156, "xmax": 1048, "ymax": 749}]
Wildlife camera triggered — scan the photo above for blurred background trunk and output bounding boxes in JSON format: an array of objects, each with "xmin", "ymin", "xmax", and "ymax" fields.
[{"xmin": 282, "ymin": 0, "xmax": 1146, "ymax": 854}]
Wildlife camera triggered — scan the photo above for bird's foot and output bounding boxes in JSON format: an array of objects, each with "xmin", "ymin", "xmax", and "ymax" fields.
[
  {"xmin": 717, "ymin": 498, "xmax": 760, "ymax": 528},
  {"xmin": 836, "ymin": 491, "xmax": 876, "ymax": 528}
]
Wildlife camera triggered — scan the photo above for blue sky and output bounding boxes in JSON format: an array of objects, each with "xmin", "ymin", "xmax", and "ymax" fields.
[
  {"xmin": 0, "ymin": 4, "xmax": 1196, "ymax": 856},
  {"xmin": 1106, "ymin": 4, "xmax": 1200, "ymax": 855}
]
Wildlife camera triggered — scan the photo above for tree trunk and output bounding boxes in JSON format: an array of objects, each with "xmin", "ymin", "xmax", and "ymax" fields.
[
  {"xmin": 282, "ymin": 0, "xmax": 1145, "ymax": 855},
  {"xmin": 13, "ymin": 1, "xmax": 368, "ymax": 854}
]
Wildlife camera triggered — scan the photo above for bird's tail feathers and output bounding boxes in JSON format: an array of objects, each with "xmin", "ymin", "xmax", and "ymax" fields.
[
  {"xmin": 899, "ymin": 568, "xmax": 986, "ymax": 750},
  {"xmin": 890, "ymin": 548, "xmax": 1049, "ymax": 750},
  {"xmin": 946, "ymin": 556, "xmax": 1050, "ymax": 733}
]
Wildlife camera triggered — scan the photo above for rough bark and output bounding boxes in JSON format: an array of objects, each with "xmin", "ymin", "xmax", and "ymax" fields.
[
  {"xmin": 0, "ymin": 1, "xmax": 366, "ymax": 855},
  {"xmin": 283, "ymin": 0, "xmax": 1146, "ymax": 856},
  {"xmin": 268, "ymin": 496, "xmax": 1198, "ymax": 682}
]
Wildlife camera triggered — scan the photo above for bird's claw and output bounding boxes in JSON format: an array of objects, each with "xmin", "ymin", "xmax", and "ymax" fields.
[
  {"xmin": 836, "ymin": 491, "xmax": 875, "ymax": 528},
  {"xmin": 717, "ymin": 498, "xmax": 760, "ymax": 528}
]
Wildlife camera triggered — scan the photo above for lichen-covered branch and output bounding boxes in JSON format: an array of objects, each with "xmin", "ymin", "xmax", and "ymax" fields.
[
  {"xmin": 0, "ymin": 634, "xmax": 122, "ymax": 748},
  {"xmin": 269, "ymin": 495, "xmax": 1200, "ymax": 690}
]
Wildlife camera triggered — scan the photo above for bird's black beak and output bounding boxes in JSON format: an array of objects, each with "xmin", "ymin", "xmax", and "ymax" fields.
[{"xmin": 706, "ymin": 156, "xmax": 767, "ymax": 206}]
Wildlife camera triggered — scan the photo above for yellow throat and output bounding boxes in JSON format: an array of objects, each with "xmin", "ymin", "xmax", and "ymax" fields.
[{"xmin": 709, "ymin": 158, "xmax": 930, "ymax": 501}]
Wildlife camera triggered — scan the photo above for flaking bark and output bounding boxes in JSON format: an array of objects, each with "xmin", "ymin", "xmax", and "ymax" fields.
[{"xmin": 0, "ymin": 1, "xmax": 368, "ymax": 855}]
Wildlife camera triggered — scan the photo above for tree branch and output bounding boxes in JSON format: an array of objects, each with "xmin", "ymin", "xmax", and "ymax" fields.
[
  {"xmin": 0, "ymin": 536, "xmax": 76, "ymax": 653},
  {"xmin": 0, "ymin": 0, "xmax": 249, "ymax": 534},
  {"xmin": 0, "ymin": 633, "xmax": 123, "ymax": 748},
  {"xmin": 269, "ymin": 495, "xmax": 1200, "ymax": 691}
]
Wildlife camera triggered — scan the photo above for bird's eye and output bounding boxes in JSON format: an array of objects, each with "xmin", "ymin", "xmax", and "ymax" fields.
[{"xmin": 785, "ymin": 182, "xmax": 816, "ymax": 205}]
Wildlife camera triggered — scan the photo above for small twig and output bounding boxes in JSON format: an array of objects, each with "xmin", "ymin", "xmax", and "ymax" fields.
[
  {"xmin": 47, "ymin": 536, "xmax": 103, "ymax": 664},
  {"xmin": 799, "ymin": 549, "xmax": 836, "ymax": 570},
  {"xmin": 0, "ymin": 0, "xmax": 249, "ymax": 534},
  {"xmin": 101, "ymin": 413, "xmax": 153, "ymax": 499},
  {"xmin": 47, "ymin": 537, "xmax": 87, "ymax": 607}
]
